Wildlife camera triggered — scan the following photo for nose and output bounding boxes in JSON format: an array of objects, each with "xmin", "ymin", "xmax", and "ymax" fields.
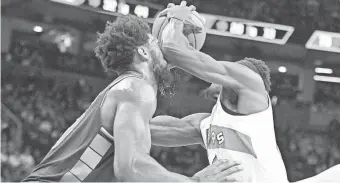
[
  {"xmin": 212, "ymin": 94, "xmax": 218, "ymax": 101},
  {"xmin": 200, "ymin": 90, "xmax": 218, "ymax": 101}
]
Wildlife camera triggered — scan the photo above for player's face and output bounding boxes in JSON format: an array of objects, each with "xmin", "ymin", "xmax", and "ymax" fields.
[
  {"xmin": 146, "ymin": 35, "xmax": 173, "ymax": 95},
  {"xmin": 199, "ymin": 83, "xmax": 222, "ymax": 101}
]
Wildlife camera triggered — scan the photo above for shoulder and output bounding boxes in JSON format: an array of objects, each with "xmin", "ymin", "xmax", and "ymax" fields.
[
  {"xmin": 221, "ymin": 62, "xmax": 266, "ymax": 92},
  {"xmin": 107, "ymin": 77, "xmax": 157, "ymax": 106},
  {"xmin": 183, "ymin": 113, "xmax": 210, "ymax": 123},
  {"xmin": 182, "ymin": 113, "xmax": 210, "ymax": 131},
  {"xmin": 221, "ymin": 62, "xmax": 263, "ymax": 81}
]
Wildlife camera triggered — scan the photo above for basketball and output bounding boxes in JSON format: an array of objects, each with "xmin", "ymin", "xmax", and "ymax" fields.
[{"xmin": 152, "ymin": 10, "xmax": 206, "ymax": 50}]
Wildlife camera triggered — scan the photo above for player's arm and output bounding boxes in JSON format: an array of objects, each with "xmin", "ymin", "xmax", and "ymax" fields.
[
  {"xmin": 150, "ymin": 113, "xmax": 209, "ymax": 147},
  {"xmin": 161, "ymin": 18, "xmax": 263, "ymax": 91},
  {"xmin": 112, "ymin": 81, "xmax": 195, "ymax": 181}
]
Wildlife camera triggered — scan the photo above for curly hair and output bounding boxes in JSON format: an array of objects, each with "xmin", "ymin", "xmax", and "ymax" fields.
[
  {"xmin": 237, "ymin": 57, "xmax": 271, "ymax": 92},
  {"xmin": 94, "ymin": 15, "xmax": 151, "ymax": 72}
]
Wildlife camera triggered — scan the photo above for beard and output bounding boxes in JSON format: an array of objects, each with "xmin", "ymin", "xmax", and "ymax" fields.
[
  {"xmin": 150, "ymin": 51, "xmax": 175, "ymax": 98},
  {"xmin": 155, "ymin": 67, "xmax": 175, "ymax": 98}
]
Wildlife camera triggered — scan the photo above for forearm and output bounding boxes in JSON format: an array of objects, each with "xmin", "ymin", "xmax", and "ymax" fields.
[
  {"xmin": 162, "ymin": 19, "xmax": 206, "ymax": 71},
  {"xmin": 163, "ymin": 43, "xmax": 237, "ymax": 88},
  {"xmin": 150, "ymin": 115, "xmax": 204, "ymax": 147},
  {"xmin": 162, "ymin": 41, "xmax": 204, "ymax": 75},
  {"xmin": 116, "ymin": 152, "xmax": 194, "ymax": 182},
  {"xmin": 161, "ymin": 19, "xmax": 231, "ymax": 86},
  {"xmin": 151, "ymin": 126, "xmax": 201, "ymax": 147}
]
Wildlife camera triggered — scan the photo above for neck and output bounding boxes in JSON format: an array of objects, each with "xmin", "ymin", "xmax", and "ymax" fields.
[{"xmin": 117, "ymin": 64, "xmax": 158, "ymax": 90}]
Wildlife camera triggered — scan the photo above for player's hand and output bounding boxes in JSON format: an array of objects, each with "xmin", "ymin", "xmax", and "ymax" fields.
[
  {"xmin": 191, "ymin": 159, "xmax": 243, "ymax": 182},
  {"xmin": 159, "ymin": 1, "xmax": 197, "ymax": 29}
]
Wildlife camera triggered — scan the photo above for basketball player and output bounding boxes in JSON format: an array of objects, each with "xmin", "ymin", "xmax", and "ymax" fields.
[
  {"xmin": 152, "ymin": 2, "xmax": 287, "ymax": 182},
  {"xmin": 150, "ymin": 1, "xmax": 340, "ymax": 182},
  {"xmin": 22, "ymin": 15, "xmax": 242, "ymax": 182}
]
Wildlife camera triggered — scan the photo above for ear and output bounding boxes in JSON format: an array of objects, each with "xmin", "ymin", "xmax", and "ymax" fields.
[{"xmin": 137, "ymin": 46, "xmax": 149, "ymax": 61}]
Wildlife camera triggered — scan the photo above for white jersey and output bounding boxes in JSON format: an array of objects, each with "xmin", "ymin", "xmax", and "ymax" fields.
[{"xmin": 200, "ymin": 95, "xmax": 288, "ymax": 182}]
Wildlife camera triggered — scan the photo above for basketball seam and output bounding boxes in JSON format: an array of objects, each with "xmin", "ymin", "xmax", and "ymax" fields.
[{"xmin": 191, "ymin": 12, "xmax": 205, "ymax": 26}]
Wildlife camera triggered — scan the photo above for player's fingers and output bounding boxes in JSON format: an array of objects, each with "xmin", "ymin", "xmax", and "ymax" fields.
[
  {"xmin": 218, "ymin": 177, "xmax": 239, "ymax": 182},
  {"xmin": 213, "ymin": 161, "xmax": 230, "ymax": 174},
  {"xmin": 183, "ymin": 20, "xmax": 196, "ymax": 28},
  {"xmin": 180, "ymin": 1, "xmax": 187, "ymax": 7},
  {"xmin": 203, "ymin": 175, "xmax": 216, "ymax": 182},
  {"xmin": 226, "ymin": 160, "xmax": 242, "ymax": 167},
  {"xmin": 215, "ymin": 168, "xmax": 243, "ymax": 182},
  {"xmin": 192, "ymin": 26, "xmax": 203, "ymax": 33},
  {"xmin": 216, "ymin": 161, "xmax": 242, "ymax": 172},
  {"xmin": 167, "ymin": 3, "xmax": 175, "ymax": 8},
  {"xmin": 158, "ymin": 8, "xmax": 169, "ymax": 16},
  {"xmin": 222, "ymin": 165, "xmax": 243, "ymax": 176},
  {"xmin": 213, "ymin": 159, "xmax": 226, "ymax": 167},
  {"xmin": 188, "ymin": 5, "xmax": 196, "ymax": 11}
]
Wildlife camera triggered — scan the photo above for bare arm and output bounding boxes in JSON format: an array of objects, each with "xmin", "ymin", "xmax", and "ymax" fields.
[
  {"xmin": 161, "ymin": 19, "xmax": 263, "ymax": 91},
  {"xmin": 150, "ymin": 113, "xmax": 210, "ymax": 147},
  {"xmin": 112, "ymin": 80, "xmax": 194, "ymax": 182}
]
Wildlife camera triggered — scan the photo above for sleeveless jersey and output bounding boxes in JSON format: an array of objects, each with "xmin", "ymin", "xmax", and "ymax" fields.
[
  {"xmin": 200, "ymin": 95, "xmax": 288, "ymax": 182},
  {"xmin": 22, "ymin": 72, "xmax": 142, "ymax": 182}
]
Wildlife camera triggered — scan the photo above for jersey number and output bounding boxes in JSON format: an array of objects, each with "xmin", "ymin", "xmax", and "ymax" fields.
[{"xmin": 210, "ymin": 131, "xmax": 225, "ymax": 145}]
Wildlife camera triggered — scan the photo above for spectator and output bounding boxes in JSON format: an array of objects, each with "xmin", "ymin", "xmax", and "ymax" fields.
[
  {"xmin": 328, "ymin": 118, "xmax": 340, "ymax": 147},
  {"xmin": 20, "ymin": 147, "xmax": 35, "ymax": 169}
]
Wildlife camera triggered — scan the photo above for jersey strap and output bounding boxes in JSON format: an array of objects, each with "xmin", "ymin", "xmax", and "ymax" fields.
[{"xmin": 107, "ymin": 71, "xmax": 143, "ymax": 89}]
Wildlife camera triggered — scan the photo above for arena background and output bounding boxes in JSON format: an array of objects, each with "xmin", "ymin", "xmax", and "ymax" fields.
[{"xmin": 1, "ymin": 0, "xmax": 340, "ymax": 182}]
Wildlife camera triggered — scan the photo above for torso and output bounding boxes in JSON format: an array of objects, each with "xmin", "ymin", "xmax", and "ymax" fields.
[{"xmin": 200, "ymin": 90, "xmax": 288, "ymax": 182}]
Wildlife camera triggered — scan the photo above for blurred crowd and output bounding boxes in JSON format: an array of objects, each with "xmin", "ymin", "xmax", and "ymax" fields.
[
  {"xmin": 1, "ymin": 73, "xmax": 96, "ymax": 181},
  {"xmin": 152, "ymin": 0, "xmax": 340, "ymax": 34},
  {"xmin": 1, "ymin": 73, "xmax": 97, "ymax": 181},
  {"xmin": 276, "ymin": 127, "xmax": 340, "ymax": 181},
  {"xmin": 314, "ymin": 82, "xmax": 340, "ymax": 112},
  {"xmin": 1, "ymin": 42, "xmax": 98, "ymax": 181},
  {"xmin": 3, "ymin": 40, "xmax": 104, "ymax": 77},
  {"xmin": 2, "ymin": 40, "xmax": 340, "ymax": 182}
]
